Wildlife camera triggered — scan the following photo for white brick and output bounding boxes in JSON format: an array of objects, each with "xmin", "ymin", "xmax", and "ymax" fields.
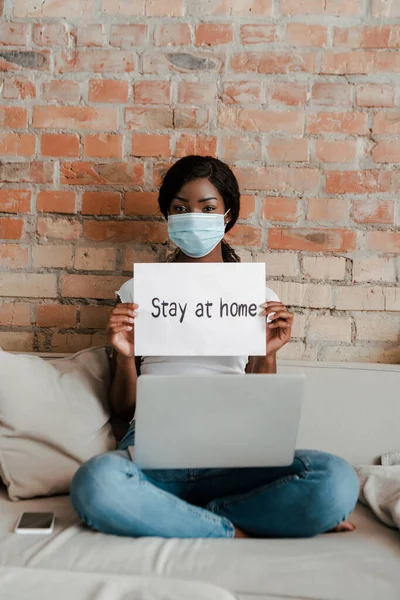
[
  {"xmin": 291, "ymin": 313, "xmax": 306, "ymax": 338},
  {"xmin": 278, "ymin": 342, "xmax": 318, "ymax": 361},
  {"xmin": 0, "ymin": 332, "xmax": 34, "ymax": 352},
  {"xmin": 258, "ymin": 252, "xmax": 299, "ymax": 277},
  {"xmin": 268, "ymin": 281, "xmax": 333, "ymax": 309},
  {"xmin": 308, "ymin": 315, "xmax": 352, "ymax": 342},
  {"xmin": 302, "ymin": 256, "xmax": 346, "ymax": 281},
  {"xmin": 187, "ymin": 0, "xmax": 230, "ymax": 16},
  {"xmin": 323, "ymin": 344, "xmax": 400, "ymax": 364},
  {"xmin": 277, "ymin": 342, "xmax": 306, "ymax": 360},
  {"xmin": 335, "ymin": 286, "xmax": 385, "ymax": 311},
  {"xmin": 355, "ymin": 315, "xmax": 399, "ymax": 342},
  {"xmin": 32, "ymin": 245, "xmax": 72, "ymax": 269},
  {"xmin": 384, "ymin": 288, "xmax": 400, "ymax": 311},
  {"xmin": 0, "ymin": 274, "xmax": 58, "ymax": 299},
  {"xmin": 236, "ymin": 249, "xmax": 253, "ymax": 262},
  {"xmin": 353, "ymin": 257, "xmax": 396, "ymax": 283}
]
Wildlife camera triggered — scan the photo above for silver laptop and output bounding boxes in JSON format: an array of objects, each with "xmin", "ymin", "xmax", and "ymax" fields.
[{"xmin": 133, "ymin": 374, "xmax": 305, "ymax": 469}]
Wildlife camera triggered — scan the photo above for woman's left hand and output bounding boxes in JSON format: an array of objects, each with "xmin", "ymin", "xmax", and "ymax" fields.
[{"xmin": 262, "ymin": 301, "xmax": 294, "ymax": 357}]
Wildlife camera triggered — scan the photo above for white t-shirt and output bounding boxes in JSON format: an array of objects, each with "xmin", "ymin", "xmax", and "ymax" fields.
[{"xmin": 116, "ymin": 278, "xmax": 280, "ymax": 376}]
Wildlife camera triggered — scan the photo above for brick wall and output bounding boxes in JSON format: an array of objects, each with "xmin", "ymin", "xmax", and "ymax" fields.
[{"xmin": 0, "ymin": 0, "xmax": 399, "ymax": 362}]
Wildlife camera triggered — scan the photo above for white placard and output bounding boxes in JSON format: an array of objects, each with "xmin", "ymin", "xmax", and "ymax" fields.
[{"xmin": 134, "ymin": 263, "xmax": 266, "ymax": 356}]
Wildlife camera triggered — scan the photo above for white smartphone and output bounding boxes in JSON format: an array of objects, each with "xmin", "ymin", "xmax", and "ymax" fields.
[{"xmin": 15, "ymin": 512, "xmax": 55, "ymax": 535}]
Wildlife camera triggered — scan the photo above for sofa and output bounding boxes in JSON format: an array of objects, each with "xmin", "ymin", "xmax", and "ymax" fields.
[{"xmin": 1, "ymin": 353, "xmax": 400, "ymax": 600}]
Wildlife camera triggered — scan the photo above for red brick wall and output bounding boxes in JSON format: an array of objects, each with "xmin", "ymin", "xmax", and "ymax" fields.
[{"xmin": 0, "ymin": 0, "xmax": 399, "ymax": 361}]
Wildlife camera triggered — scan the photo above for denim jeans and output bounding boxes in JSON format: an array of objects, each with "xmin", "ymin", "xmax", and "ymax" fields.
[{"xmin": 70, "ymin": 423, "xmax": 360, "ymax": 539}]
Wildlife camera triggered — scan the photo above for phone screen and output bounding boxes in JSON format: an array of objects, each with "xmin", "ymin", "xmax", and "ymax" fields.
[{"xmin": 18, "ymin": 512, "xmax": 54, "ymax": 529}]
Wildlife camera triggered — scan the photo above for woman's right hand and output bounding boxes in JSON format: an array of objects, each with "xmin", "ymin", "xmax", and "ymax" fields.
[{"xmin": 107, "ymin": 303, "xmax": 138, "ymax": 358}]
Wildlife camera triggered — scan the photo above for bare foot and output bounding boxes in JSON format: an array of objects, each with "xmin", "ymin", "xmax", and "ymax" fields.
[
  {"xmin": 327, "ymin": 520, "xmax": 356, "ymax": 533},
  {"xmin": 234, "ymin": 526, "xmax": 250, "ymax": 538}
]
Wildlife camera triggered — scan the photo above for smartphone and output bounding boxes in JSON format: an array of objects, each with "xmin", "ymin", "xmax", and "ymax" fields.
[{"xmin": 14, "ymin": 512, "xmax": 55, "ymax": 535}]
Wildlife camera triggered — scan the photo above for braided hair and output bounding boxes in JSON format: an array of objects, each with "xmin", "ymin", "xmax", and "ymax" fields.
[{"xmin": 158, "ymin": 156, "xmax": 241, "ymax": 263}]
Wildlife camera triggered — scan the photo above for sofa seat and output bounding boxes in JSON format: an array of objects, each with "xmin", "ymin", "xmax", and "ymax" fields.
[{"xmin": 1, "ymin": 484, "xmax": 399, "ymax": 600}]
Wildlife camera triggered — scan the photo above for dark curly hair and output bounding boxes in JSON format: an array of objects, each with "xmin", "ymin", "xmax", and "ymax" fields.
[{"xmin": 158, "ymin": 155, "xmax": 241, "ymax": 263}]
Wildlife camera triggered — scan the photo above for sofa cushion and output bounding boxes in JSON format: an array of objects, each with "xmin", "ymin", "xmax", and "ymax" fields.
[
  {"xmin": 0, "ymin": 483, "xmax": 399, "ymax": 600},
  {"xmin": 0, "ymin": 566, "xmax": 236, "ymax": 600},
  {"xmin": 0, "ymin": 346, "xmax": 116, "ymax": 501}
]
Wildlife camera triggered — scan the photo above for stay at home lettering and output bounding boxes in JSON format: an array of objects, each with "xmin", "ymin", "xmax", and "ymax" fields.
[{"xmin": 151, "ymin": 297, "xmax": 258, "ymax": 324}]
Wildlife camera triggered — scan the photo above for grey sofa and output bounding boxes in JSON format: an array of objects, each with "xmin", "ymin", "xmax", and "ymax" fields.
[{"xmin": 1, "ymin": 357, "xmax": 400, "ymax": 600}]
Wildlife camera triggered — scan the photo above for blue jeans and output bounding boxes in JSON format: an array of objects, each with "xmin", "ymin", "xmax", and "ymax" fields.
[{"xmin": 70, "ymin": 424, "xmax": 360, "ymax": 539}]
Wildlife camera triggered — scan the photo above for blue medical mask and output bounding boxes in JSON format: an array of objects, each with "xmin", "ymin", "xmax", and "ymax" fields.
[{"xmin": 168, "ymin": 211, "xmax": 230, "ymax": 258}]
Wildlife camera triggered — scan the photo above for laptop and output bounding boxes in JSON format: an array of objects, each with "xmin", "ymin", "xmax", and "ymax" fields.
[{"xmin": 133, "ymin": 374, "xmax": 305, "ymax": 469}]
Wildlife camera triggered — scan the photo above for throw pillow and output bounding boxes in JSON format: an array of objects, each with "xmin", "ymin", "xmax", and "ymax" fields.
[{"xmin": 0, "ymin": 346, "xmax": 116, "ymax": 501}]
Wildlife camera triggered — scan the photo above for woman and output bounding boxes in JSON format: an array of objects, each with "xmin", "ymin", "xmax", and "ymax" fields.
[{"xmin": 70, "ymin": 156, "xmax": 359, "ymax": 539}]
